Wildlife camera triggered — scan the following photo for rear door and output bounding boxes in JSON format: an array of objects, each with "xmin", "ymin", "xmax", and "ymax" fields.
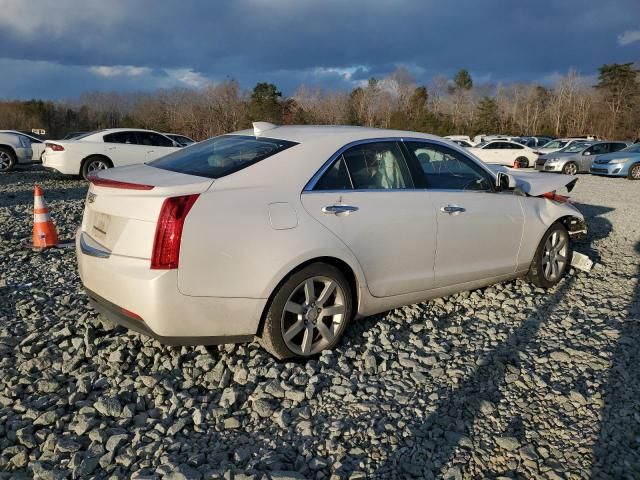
[
  {"xmin": 404, "ymin": 141, "xmax": 524, "ymax": 287},
  {"xmin": 301, "ymin": 140, "xmax": 437, "ymax": 297}
]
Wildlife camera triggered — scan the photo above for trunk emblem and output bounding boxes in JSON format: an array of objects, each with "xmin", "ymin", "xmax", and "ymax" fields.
[{"xmin": 87, "ymin": 192, "xmax": 96, "ymax": 204}]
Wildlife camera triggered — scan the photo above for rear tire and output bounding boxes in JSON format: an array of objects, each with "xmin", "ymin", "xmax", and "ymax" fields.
[
  {"xmin": 627, "ymin": 163, "xmax": 640, "ymax": 180},
  {"xmin": 259, "ymin": 263, "xmax": 353, "ymax": 360},
  {"xmin": 0, "ymin": 147, "xmax": 16, "ymax": 172},
  {"xmin": 81, "ymin": 156, "xmax": 112, "ymax": 180},
  {"xmin": 527, "ymin": 223, "xmax": 571, "ymax": 288},
  {"xmin": 562, "ymin": 162, "xmax": 578, "ymax": 175}
]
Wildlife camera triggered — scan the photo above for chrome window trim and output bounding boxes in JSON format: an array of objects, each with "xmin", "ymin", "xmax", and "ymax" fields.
[
  {"xmin": 80, "ymin": 232, "xmax": 111, "ymax": 259},
  {"xmin": 303, "ymin": 136, "xmax": 497, "ymax": 193}
]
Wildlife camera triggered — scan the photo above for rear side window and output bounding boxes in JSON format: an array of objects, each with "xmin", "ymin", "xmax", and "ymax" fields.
[{"xmin": 150, "ymin": 135, "xmax": 298, "ymax": 179}]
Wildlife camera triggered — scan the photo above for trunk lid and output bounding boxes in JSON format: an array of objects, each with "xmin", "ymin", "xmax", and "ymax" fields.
[{"xmin": 82, "ymin": 164, "xmax": 213, "ymax": 259}]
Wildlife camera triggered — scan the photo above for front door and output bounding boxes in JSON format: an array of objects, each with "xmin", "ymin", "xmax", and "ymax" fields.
[
  {"xmin": 301, "ymin": 141, "xmax": 437, "ymax": 297},
  {"xmin": 404, "ymin": 141, "xmax": 524, "ymax": 287}
]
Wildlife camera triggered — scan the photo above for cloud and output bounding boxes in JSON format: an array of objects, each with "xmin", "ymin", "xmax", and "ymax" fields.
[
  {"xmin": 89, "ymin": 65, "xmax": 152, "ymax": 77},
  {"xmin": 0, "ymin": 0, "xmax": 638, "ymax": 99},
  {"xmin": 617, "ymin": 28, "xmax": 640, "ymax": 46}
]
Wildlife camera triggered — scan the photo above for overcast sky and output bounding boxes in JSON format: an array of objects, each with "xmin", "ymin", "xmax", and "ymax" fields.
[{"xmin": 0, "ymin": 0, "xmax": 639, "ymax": 99}]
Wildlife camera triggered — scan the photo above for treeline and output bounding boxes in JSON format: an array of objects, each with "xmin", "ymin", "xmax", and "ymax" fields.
[{"xmin": 0, "ymin": 63, "xmax": 638, "ymax": 141}]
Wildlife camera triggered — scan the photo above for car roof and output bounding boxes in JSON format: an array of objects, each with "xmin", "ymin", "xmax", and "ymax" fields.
[{"xmin": 231, "ymin": 125, "xmax": 441, "ymax": 144}]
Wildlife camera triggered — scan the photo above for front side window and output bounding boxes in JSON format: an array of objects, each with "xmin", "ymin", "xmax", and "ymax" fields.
[
  {"xmin": 150, "ymin": 134, "xmax": 297, "ymax": 179},
  {"xmin": 406, "ymin": 142, "xmax": 493, "ymax": 191},
  {"xmin": 104, "ymin": 131, "xmax": 138, "ymax": 144},
  {"xmin": 137, "ymin": 132, "xmax": 174, "ymax": 147}
]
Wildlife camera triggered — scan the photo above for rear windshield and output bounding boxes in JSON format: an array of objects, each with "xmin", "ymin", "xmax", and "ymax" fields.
[{"xmin": 149, "ymin": 134, "xmax": 298, "ymax": 178}]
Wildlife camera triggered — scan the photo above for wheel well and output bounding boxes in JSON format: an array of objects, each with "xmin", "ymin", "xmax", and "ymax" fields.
[
  {"xmin": 80, "ymin": 154, "xmax": 112, "ymax": 175},
  {"xmin": 0, "ymin": 144, "xmax": 17, "ymax": 157},
  {"xmin": 256, "ymin": 256, "xmax": 359, "ymax": 337}
]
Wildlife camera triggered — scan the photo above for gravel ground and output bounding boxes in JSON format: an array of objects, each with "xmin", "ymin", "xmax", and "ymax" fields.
[{"xmin": 0, "ymin": 166, "xmax": 639, "ymax": 480}]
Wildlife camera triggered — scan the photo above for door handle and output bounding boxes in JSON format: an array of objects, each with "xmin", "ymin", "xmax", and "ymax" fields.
[
  {"xmin": 106, "ymin": 147, "xmax": 116, "ymax": 151},
  {"xmin": 441, "ymin": 205, "xmax": 466, "ymax": 214},
  {"xmin": 322, "ymin": 204, "xmax": 359, "ymax": 216},
  {"xmin": 147, "ymin": 150, "xmax": 155, "ymax": 154}
]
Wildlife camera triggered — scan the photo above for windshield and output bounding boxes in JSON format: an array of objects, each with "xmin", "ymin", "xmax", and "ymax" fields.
[
  {"xmin": 560, "ymin": 142, "xmax": 591, "ymax": 153},
  {"xmin": 621, "ymin": 143, "xmax": 640, "ymax": 153},
  {"xmin": 149, "ymin": 134, "xmax": 298, "ymax": 179},
  {"xmin": 542, "ymin": 140, "xmax": 567, "ymax": 149},
  {"xmin": 474, "ymin": 142, "xmax": 488, "ymax": 148}
]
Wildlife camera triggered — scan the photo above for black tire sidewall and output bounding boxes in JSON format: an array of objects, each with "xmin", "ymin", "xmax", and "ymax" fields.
[
  {"xmin": 530, "ymin": 223, "xmax": 571, "ymax": 288},
  {"xmin": 516, "ymin": 157, "xmax": 529, "ymax": 168},
  {"xmin": 265, "ymin": 263, "xmax": 353, "ymax": 359},
  {"xmin": 0, "ymin": 148, "xmax": 16, "ymax": 172}
]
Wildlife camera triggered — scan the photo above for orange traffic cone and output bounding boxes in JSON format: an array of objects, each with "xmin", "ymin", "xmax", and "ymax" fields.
[
  {"xmin": 32, "ymin": 185, "xmax": 59, "ymax": 249},
  {"xmin": 513, "ymin": 160, "xmax": 520, "ymax": 169}
]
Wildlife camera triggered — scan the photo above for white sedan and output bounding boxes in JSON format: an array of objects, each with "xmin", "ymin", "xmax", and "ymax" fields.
[
  {"xmin": 77, "ymin": 124, "xmax": 586, "ymax": 359},
  {"xmin": 42, "ymin": 128, "xmax": 181, "ymax": 179},
  {"xmin": 467, "ymin": 140, "xmax": 539, "ymax": 168}
]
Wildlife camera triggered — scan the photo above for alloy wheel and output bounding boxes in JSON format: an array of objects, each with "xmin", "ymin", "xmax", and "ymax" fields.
[
  {"xmin": 631, "ymin": 165, "xmax": 640, "ymax": 180},
  {"xmin": 542, "ymin": 230, "xmax": 569, "ymax": 282},
  {"xmin": 281, "ymin": 276, "xmax": 346, "ymax": 356},
  {"xmin": 564, "ymin": 163, "xmax": 577, "ymax": 175},
  {"xmin": 87, "ymin": 160, "xmax": 109, "ymax": 173}
]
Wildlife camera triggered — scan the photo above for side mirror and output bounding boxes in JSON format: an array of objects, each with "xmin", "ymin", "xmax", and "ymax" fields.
[
  {"xmin": 583, "ymin": 151, "xmax": 591, "ymax": 156},
  {"xmin": 496, "ymin": 171, "xmax": 516, "ymax": 191}
]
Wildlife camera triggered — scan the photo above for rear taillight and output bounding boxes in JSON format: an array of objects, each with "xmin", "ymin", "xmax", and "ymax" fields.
[
  {"xmin": 542, "ymin": 191, "xmax": 570, "ymax": 203},
  {"xmin": 87, "ymin": 175, "xmax": 154, "ymax": 190},
  {"xmin": 151, "ymin": 194, "xmax": 200, "ymax": 269},
  {"xmin": 46, "ymin": 143, "xmax": 64, "ymax": 151}
]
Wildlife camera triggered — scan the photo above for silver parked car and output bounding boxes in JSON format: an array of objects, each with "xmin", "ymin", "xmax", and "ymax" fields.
[
  {"xmin": 0, "ymin": 132, "xmax": 33, "ymax": 171},
  {"xmin": 535, "ymin": 141, "xmax": 629, "ymax": 175},
  {"xmin": 77, "ymin": 124, "xmax": 586, "ymax": 359}
]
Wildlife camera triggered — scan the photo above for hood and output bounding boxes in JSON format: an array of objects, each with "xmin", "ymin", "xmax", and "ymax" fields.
[
  {"xmin": 539, "ymin": 151, "xmax": 578, "ymax": 160},
  {"xmin": 511, "ymin": 170, "xmax": 577, "ymax": 196},
  {"xmin": 491, "ymin": 166, "xmax": 577, "ymax": 196}
]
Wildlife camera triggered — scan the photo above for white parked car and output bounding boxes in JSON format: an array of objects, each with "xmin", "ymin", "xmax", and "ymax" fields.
[
  {"xmin": 42, "ymin": 128, "xmax": 181, "ymax": 179},
  {"xmin": 0, "ymin": 130, "xmax": 46, "ymax": 162},
  {"xmin": 467, "ymin": 140, "xmax": 539, "ymax": 168},
  {"xmin": 0, "ymin": 132, "xmax": 33, "ymax": 171},
  {"xmin": 77, "ymin": 124, "xmax": 586, "ymax": 359}
]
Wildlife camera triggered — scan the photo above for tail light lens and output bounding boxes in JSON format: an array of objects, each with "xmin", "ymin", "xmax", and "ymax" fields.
[
  {"xmin": 46, "ymin": 143, "xmax": 64, "ymax": 151},
  {"xmin": 151, "ymin": 194, "xmax": 200, "ymax": 269},
  {"xmin": 542, "ymin": 191, "xmax": 570, "ymax": 203}
]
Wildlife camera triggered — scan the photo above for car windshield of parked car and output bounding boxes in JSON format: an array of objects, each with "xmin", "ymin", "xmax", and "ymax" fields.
[
  {"xmin": 542, "ymin": 140, "xmax": 567, "ymax": 149},
  {"xmin": 560, "ymin": 142, "xmax": 590, "ymax": 153},
  {"xmin": 621, "ymin": 144, "xmax": 640, "ymax": 153},
  {"xmin": 474, "ymin": 142, "xmax": 488, "ymax": 148},
  {"xmin": 149, "ymin": 134, "xmax": 298, "ymax": 179}
]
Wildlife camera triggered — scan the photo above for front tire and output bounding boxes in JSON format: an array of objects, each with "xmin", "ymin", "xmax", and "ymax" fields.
[
  {"xmin": 259, "ymin": 263, "xmax": 353, "ymax": 360},
  {"xmin": 627, "ymin": 163, "xmax": 640, "ymax": 180},
  {"xmin": 81, "ymin": 156, "xmax": 112, "ymax": 180},
  {"xmin": 562, "ymin": 162, "xmax": 578, "ymax": 175},
  {"xmin": 515, "ymin": 157, "xmax": 529, "ymax": 168},
  {"xmin": 0, "ymin": 147, "xmax": 16, "ymax": 172},
  {"xmin": 527, "ymin": 223, "xmax": 571, "ymax": 288}
]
